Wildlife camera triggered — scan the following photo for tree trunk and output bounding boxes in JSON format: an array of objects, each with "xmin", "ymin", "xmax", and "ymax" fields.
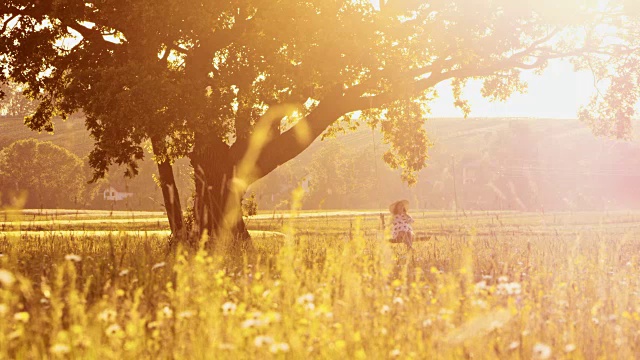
[
  {"xmin": 151, "ymin": 140, "xmax": 184, "ymax": 243},
  {"xmin": 156, "ymin": 160, "xmax": 184, "ymax": 237},
  {"xmin": 190, "ymin": 136, "xmax": 251, "ymax": 252}
]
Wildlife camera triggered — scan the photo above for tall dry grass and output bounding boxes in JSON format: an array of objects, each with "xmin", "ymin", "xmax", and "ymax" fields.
[{"xmin": 1, "ymin": 215, "xmax": 640, "ymax": 359}]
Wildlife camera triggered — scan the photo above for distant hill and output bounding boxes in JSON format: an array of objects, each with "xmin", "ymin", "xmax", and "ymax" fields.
[{"xmin": 3, "ymin": 114, "xmax": 640, "ymax": 211}]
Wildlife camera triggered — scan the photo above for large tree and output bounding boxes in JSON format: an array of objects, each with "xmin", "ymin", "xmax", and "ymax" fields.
[
  {"xmin": 0, "ymin": 139, "xmax": 86, "ymax": 208},
  {"xmin": 1, "ymin": 0, "xmax": 639, "ymax": 250}
]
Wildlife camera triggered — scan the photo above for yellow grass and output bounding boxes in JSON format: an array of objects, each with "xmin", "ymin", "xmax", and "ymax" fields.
[{"xmin": 1, "ymin": 211, "xmax": 640, "ymax": 358}]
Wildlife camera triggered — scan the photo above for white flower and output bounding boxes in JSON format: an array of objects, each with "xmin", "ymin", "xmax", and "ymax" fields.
[
  {"xmin": 532, "ymin": 342, "xmax": 552, "ymax": 360},
  {"xmin": 64, "ymin": 254, "xmax": 82, "ymax": 262},
  {"xmin": 241, "ymin": 319, "xmax": 258, "ymax": 328},
  {"xmin": 50, "ymin": 343, "xmax": 71, "ymax": 355},
  {"xmin": 161, "ymin": 306, "xmax": 173, "ymax": 318},
  {"xmin": 249, "ymin": 311, "xmax": 263, "ymax": 319},
  {"xmin": 305, "ymin": 303, "xmax": 315, "ymax": 311},
  {"xmin": 508, "ymin": 341, "xmax": 520, "ymax": 350},
  {"xmin": 380, "ymin": 305, "xmax": 390, "ymax": 315},
  {"xmin": 296, "ymin": 293, "xmax": 315, "ymax": 305},
  {"xmin": 564, "ymin": 344, "xmax": 576, "ymax": 353},
  {"xmin": 0, "ymin": 269, "xmax": 16, "ymax": 287},
  {"xmin": 422, "ymin": 319, "xmax": 433, "ymax": 328},
  {"xmin": 269, "ymin": 342, "xmax": 291, "ymax": 354},
  {"xmin": 97, "ymin": 309, "xmax": 117, "ymax": 323},
  {"xmin": 241, "ymin": 317, "xmax": 266, "ymax": 329},
  {"xmin": 393, "ymin": 297, "xmax": 404, "ymax": 305},
  {"xmin": 177, "ymin": 310, "xmax": 195, "ymax": 319},
  {"xmin": 118, "ymin": 269, "xmax": 129, "ymax": 277},
  {"xmin": 254, "ymin": 335, "xmax": 274, "ymax": 347},
  {"xmin": 221, "ymin": 302, "xmax": 237, "ymax": 316},
  {"xmin": 498, "ymin": 276, "xmax": 509, "ymax": 283},
  {"xmin": 105, "ymin": 324, "xmax": 122, "ymax": 337},
  {"xmin": 497, "ymin": 282, "xmax": 522, "ymax": 296},
  {"xmin": 151, "ymin": 262, "xmax": 166, "ymax": 270},
  {"xmin": 389, "ymin": 349, "xmax": 401, "ymax": 358}
]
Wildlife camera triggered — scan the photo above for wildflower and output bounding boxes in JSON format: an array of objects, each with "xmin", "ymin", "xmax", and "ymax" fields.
[
  {"xmin": 177, "ymin": 310, "xmax": 195, "ymax": 319},
  {"xmin": 151, "ymin": 262, "xmax": 166, "ymax": 270},
  {"xmin": 241, "ymin": 318, "xmax": 264, "ymax": 329},
  {"xmin": 389, "ymin": 349, "xmax": 401, "ymax": 358},
  {"xmin": 118, "ymin": 269, "xmax": 129, "ymax": 276},
  {"xmin": 50, "ymin": 343, "xmax": 71, "ymax": 355},
  {"xmin": 254, "ymin": 335, "xmax": 274, "ymax": 347},
  {"xmin": 222, "ymin": 302, "xmax": 237, "ymax": 316},
  {"xmin": 296, "ymin": 293, "xmax": 314, "ymax": 305},
  {"xmin": 161, "ymin": 306, "xmax": 173, "ymax": 318},
  {"xmin": 14, "ymin": 312, "xmax": 30, "ymax": 323},
  {"xmin": 532, "ymin": 343, "xmax": 552, "ymax": 360},
  {"xmin": 564, "ymin": 344, "xmax": 576, "ymax": 353},
  {"xmin": 64, "ymin": 254, "xmax": 82, "ymax": 262},
  {"xmin": 249, "ymin": 311, "xmax": 263, "ymax": 318},
  {"xmin": 305, "ymin": 303, "xmax": 315, "ymax": 311},
  {"xmin": 498, "ymin": 276, "xmax": 509, "ymax": 283},
  {"xmin": 105, "ymin": 324, "xmax": 122, "ymax": 337},
  {"xmin": 497, "ymin": 282, "xmax": 522, "ymax": 296},
  {"xmin": 393, "ymin": 297, "xmax": 404, "ymax": 305},
  {"xmin": 0, "ymin": 269, "xmax": 16, "ymax": 287},
  {"xmin": 97, "ymin": 309, "xmax": 117, "ymax": 323},
  {"xmin": 508, "ymin": 341, "xmax": 520, "ymax": 350},
  {"xmin": 269, "ymin": 342, "xmax": 291, "ymax": 354},
  {"xmin": 380, "ymin": 305, "xmax": 390, "ymax": 315},
  {"xmin": 422, "ymin": 319, "xmax": 433, "ymax": 328}
]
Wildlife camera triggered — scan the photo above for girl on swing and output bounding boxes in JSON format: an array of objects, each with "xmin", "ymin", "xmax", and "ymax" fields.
[{"xmin": 389, "ymin": 199, "xmax": 414, "ymax": 249}]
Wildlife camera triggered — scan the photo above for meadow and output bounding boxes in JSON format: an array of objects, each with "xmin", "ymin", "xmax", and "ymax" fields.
[{"xmin": 1, "ymin": 208, "xmax": 640, "ymax": 359}]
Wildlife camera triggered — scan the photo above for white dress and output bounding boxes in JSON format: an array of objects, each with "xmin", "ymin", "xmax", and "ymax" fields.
[{"xmin": 391, "ymin": 214, "xmax": 414, "ymax": 239}]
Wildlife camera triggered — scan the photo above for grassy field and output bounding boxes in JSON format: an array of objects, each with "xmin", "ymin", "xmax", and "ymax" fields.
[{"xmin": 1, "ymin": 209, "xmax": 640, "ymax": 358}]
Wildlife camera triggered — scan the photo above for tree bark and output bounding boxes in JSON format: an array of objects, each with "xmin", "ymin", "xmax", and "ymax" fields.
[
  {"xmin": 156, "ymin": 160, "xmax": 184, "ymax": 237},
  {"xmin": 151, "ymin": 139, "xmax": 184, "ymax": 243},
  {"xmin": 190, "ymin": 135, "xmax": 251, "ymax": 251}
]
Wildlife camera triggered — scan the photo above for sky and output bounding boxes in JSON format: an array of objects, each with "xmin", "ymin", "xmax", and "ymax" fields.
[
  {"xmin": 431, "ymin": 60, "xmax": 595, "ymax": 119},
  {"xmin": 368, "ymin": 0, "xmax": 598, "ymax": 119}
]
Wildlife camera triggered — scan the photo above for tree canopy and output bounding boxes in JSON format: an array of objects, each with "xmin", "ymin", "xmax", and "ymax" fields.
[{"xmin": 2, "ymin": 0, "xmax": 639, "ymax": 243}]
